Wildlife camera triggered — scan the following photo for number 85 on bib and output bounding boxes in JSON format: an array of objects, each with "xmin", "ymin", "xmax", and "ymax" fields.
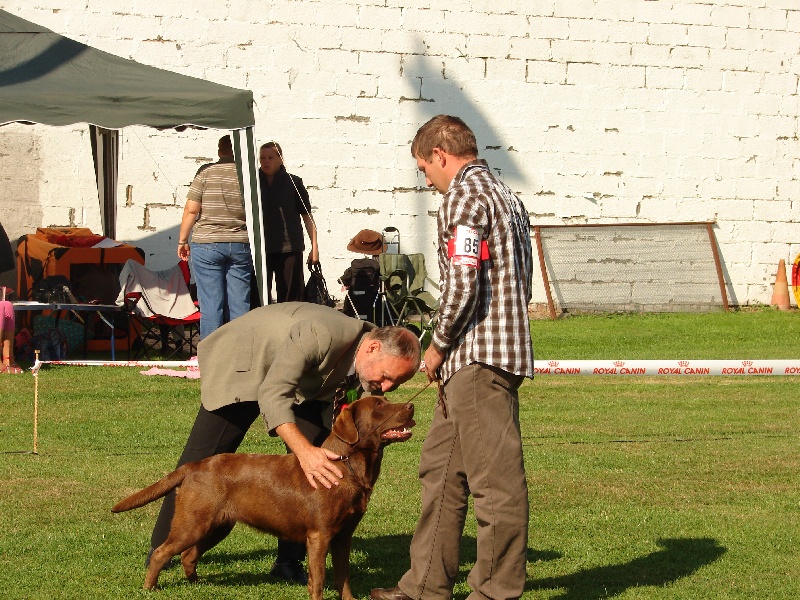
[{"xmin": 447, "ymin": 225, "xmax": 489, "ymax": 268}]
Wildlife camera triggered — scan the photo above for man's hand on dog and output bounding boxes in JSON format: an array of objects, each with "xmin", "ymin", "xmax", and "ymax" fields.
[
  {"xmin": 297, "ymin": 446, "xmax": 345, "ymax": 489},
  {"xmin": 276, "ymin": 422, "xmax": 343, "ymax": 489}
]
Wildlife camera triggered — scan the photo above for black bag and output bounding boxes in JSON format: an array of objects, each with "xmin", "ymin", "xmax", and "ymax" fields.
[
  {"xmin": 304, "ymin": 263, "xmax": 336, "ymax": 307},
  {"xmin": 32, "ymin": 327, "xmax": 68, "ymax": 361},
  {"xmin": 31, "ymin": 275, "xmax": 77, "ymax": 304},
  {"xmin": 338, "ymin": 258, "xmax": 381, "ymax": 290}
]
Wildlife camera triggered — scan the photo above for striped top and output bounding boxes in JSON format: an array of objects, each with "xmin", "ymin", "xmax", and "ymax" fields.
[
  {"xmin": 187, "ymin": 157, "xmax": 249, "ymax": 244},
  {"xmin": 431, "ymin": 159, "xmax": 534, "ymax": 382}
]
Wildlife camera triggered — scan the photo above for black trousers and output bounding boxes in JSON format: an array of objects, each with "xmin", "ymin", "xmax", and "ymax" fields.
[
  {"xmin": 150, "ymin": 400, "xmax": 330, "ymax": 563},
  {"xmin": 267, "ymin": 251, "xmax": 305, "ymax": 303}
]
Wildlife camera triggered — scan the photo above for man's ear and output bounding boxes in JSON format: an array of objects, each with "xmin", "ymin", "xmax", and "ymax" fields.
[
  {"xmin": 334, "ymin": 405, "xmax": 359, "ymax": 445},
  {"xmin": 432, "ymin": 147, "xmax": 446, "ymax": 167}
]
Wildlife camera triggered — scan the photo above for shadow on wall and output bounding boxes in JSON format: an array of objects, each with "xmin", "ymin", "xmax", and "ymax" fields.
[
  {"xmin": 406, "ymin": 37, "xmax": 530, "ymax": 192},
  {"xmin": 122, "ymin": 225, "xmax": 184, "ymax": 271}
]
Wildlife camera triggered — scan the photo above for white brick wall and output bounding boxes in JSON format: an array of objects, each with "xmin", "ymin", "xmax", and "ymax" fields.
[{"xmin": 1, "ymin": 0, "xmax": 799, "ymax": 307}]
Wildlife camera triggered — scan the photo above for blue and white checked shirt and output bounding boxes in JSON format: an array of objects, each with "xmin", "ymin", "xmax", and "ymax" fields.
[{"xmin": 431, "ymin": 159, "xmax": 534, "ymax": 383}]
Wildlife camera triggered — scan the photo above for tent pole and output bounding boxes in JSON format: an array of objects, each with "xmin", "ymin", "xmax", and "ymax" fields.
[
  {"xmin": 90, "ymin": 126, "xmax": 119, "ymax": 240},
  {"xmin": 233, "ymin": 127, "xmax": 268, "ymax": 306}
]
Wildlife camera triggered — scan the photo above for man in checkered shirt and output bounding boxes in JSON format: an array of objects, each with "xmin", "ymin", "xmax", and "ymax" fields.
[{"xmin": 371, "ymin": 115, "xmax": 534, "ymax": 600}]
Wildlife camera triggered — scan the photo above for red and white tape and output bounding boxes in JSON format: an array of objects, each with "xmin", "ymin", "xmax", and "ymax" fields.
[
  {"xmin": 31, "ymin": 359, "xmax": 196, "ymax": 374},
  {"xmin": 28, "ymin": 359, "xmax": 800, "ymax": 376},
  {"xmin": 534, "ymin": 359, "xmax": 800, "ymax": 376}
]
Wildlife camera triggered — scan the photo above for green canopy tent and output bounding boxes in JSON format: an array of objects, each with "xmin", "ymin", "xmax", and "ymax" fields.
[{"xmin": 0, "ymin": 9, "xmax": 268, "ymax": 304}]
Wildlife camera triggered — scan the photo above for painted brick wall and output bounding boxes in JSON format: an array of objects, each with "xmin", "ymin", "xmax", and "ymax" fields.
[{"xmin": 1, "ymin": 0, "xmax": 799, "ymax": 308}]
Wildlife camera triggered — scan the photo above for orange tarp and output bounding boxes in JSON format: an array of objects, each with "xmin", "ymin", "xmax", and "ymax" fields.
[{"xmin": 16, "ymin": 227, "xmax": 144, "ymax": 302}]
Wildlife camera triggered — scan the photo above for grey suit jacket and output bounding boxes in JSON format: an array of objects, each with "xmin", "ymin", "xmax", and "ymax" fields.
[{"xmin": 197, "ymin": 302, "xmax": 375, "ymax": 434}]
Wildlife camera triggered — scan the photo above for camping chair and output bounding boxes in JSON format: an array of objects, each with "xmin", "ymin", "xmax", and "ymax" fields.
[
  {"xmin": 120, "ymin": 260, "xmax": 200, "ymax": 359},
  {"xmin": 378, "ymin": 253, "xmax": 439, "ymax": 346},
  {"xmin": 339, "ymin": 257, "xmax": 397, "ymax": 326}
]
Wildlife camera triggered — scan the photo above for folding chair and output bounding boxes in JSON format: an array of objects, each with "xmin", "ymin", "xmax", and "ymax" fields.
[
  {"xmin": 121, "ymin": 261, "xmax": 200, "ymax": 359},
  {"xmin": 378, "ymin": 253, "xmax": 438, "ymax": 347}
]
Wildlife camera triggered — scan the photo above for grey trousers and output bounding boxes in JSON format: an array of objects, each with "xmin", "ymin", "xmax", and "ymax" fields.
[{"xmin": 398, "ymin": 363, "xmax": 529, "ymax": 600}]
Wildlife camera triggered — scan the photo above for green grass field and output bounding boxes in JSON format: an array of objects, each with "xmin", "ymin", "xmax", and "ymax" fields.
[{"xmin": 0, "ymin": 310, "xmax": 798, "ymax": 599}]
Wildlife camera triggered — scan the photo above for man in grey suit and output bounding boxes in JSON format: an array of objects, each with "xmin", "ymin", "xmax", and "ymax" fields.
[{"xmin": 147, "ymin": 302, "xmax": 421, "ymax": 584}]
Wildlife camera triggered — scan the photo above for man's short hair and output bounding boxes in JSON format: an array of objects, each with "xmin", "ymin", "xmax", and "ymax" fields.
[
  {"xmin": 218, "ymin": 135, "xmax": 233, "ymax": 153},
  {"xmin": 370, "ymin": 326, "xmax": 421, "ymax": 372},
  {"xmin": 411, "ymin": 115, "xmax": 478, "ymax": 161}
]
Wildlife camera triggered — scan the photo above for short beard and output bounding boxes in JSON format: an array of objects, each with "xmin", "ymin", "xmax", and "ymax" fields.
[{"xmin": 359, "ymin": 376, "xmax": 378, "ymax": 395}]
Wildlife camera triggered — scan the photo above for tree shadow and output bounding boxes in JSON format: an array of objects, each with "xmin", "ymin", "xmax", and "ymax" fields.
[{"xmin": 530, "ymin": 537, "xmax": 727, "ymax": 599}]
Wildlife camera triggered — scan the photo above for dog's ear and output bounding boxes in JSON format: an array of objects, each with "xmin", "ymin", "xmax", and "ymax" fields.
[{"xmin": 334, "ymin": 405, "xmax": 359, "ymax": 445}]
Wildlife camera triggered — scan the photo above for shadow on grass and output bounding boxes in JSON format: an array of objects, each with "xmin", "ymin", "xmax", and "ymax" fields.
[
  {"xmin": 138, "ymin": 536, "xmax": 723, "ymax": 598},
  {"xmin": 530, "ymin": 537, "xmax": 726, "ymax": 599},
  {"xmin": 193, "ymin": 533, "xmax": 562, "ymax": 594},
  {"xmin": 167, "ymin": 535, "xmax": 722, "ymax": 598},
  {"xmin": 198, "ymin": 535, "xmax": 418, "ymax": 588}
]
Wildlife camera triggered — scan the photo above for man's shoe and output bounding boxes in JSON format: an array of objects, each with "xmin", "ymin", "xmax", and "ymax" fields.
[
  {"xmin": 370, "ymin": 587, "xmax": 413, "ymax": 600},
  {"xmin": 269, "ymin": 560, "xmax": 308, "ymax": 585}
]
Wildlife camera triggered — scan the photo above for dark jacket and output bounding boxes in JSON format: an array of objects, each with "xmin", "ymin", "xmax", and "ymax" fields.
[{"xmin": 259, "ymin": 165, "xmax": 310, "ymax": 254}]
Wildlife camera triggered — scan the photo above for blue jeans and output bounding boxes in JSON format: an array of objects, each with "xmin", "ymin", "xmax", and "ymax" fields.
[{"xmin": 190, "ymin": 242, "xmax": 252, "ymax": 339}]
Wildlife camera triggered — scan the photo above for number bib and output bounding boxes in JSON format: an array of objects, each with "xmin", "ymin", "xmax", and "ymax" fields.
[{"xmin": 447, "ymin": 225, "xmax": 488, "ymax": 268}]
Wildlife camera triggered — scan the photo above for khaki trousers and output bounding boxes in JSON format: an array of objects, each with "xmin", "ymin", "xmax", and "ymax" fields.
[{"xmin": 398, "ymin": 363, "xmax": 529, "ymax": 600}]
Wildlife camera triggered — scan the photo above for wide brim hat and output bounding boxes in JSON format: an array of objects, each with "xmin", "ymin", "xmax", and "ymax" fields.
[{"xmin": 347, "ymin": 229, "xmax": 383, "ymax": 255}]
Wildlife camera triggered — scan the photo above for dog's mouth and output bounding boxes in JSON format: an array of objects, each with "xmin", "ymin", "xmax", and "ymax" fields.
[{"xmin": 381, "ymin": 418, "xmax": 416, "ymax": 442}]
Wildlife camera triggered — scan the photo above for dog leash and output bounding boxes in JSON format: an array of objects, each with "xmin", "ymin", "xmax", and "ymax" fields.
[
  {"xmin": 406, "ymin": 378, "xmax": 448, "ymax": 417},
  {"xmin": 407, "ymin": 378, "xmax": 434, "ymax": 402}
]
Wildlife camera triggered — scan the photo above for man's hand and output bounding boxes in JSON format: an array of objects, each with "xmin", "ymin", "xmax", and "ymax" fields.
[
  {"xmin": 275, "ymin": 422, "xmax": 343, "ymax": 489},
  {"xmin": 423, "ymin": 345, "xmax": 444, "ymax": 382},
  {"xmin": 296, "ymin": 445, "xmax": 344, "ymax": 489}
]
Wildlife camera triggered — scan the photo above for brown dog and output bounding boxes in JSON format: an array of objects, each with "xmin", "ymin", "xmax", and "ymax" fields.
[{"xmin": 112, "ymin": 396, "xmax": 415, "ymax": 599}]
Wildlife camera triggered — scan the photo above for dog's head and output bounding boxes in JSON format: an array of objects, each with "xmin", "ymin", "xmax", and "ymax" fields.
[{"xmin": 333, "ymin": 396, "xmax": 415, "ymax": 448}]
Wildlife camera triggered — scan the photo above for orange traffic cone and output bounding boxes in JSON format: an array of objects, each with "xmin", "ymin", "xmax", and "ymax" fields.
[{"xmin": 771, "ymin": 259, "xmax": 791, "ymax": 311}]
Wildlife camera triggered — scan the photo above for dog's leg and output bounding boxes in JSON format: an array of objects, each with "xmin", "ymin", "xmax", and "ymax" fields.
[
  {"xmin": 306, "ymin": 532, "xmax": 329, "ymax": 600},
  {"xmin": 181, "ymin": 524, "xmax": 235, "ymax": 582},
  {"xmin": 330, "ymin": 527, "xmax": 357, "ymax": 600},
  {"xmin": 143, "ymin": 544, "xmax": 175, "ymax": 589},
  {"xmin": 180, "ymin": 546, "xmax": 201, "ymax": 583},
  {"xmin": 146, "ymin": 495, "xmax": 220, "ymax": 589}
]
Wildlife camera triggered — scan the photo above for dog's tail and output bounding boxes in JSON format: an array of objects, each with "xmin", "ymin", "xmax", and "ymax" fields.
[{"xmin": 111, "ymin": 465, "xmax": 189, "ymax": 513}]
